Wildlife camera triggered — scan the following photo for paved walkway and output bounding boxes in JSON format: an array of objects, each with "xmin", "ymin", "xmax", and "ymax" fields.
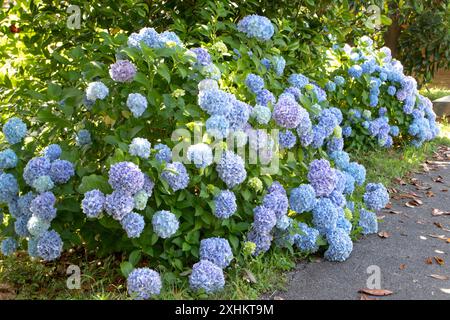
[{"xmin": 276, "ymin": 146, "xmax": 450, "ymax": 300}]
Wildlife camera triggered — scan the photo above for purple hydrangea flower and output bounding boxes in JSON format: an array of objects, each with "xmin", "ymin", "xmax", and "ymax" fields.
[
  {"xmin": 189, "ymin": 260, "xmax": 225, "ymax": 293},
  {"xmin": 30, "ymin": 192, "xmax": 57, "ymax": 222},
  {"xmin": 49, "ymin": 160, "xmax": 74, "ymax": 184},
  {"xmin": 104, "ymin": 191, "xmax": 134, "ymax": 221},
  {"xmin": 199, "ymin": 237, "xmax": 233, "ymax": 269},
  {"xmin": 214, "ymin": 190, "xmax": 237, "ymax": 219},
  {"xmin": 273, "ymin": 94, "xmax": 303, "ymax": 129},
  {"xmin": 127, "ymin": 268, "xmax": 162, "ymax": 300},
  {"xmin": 216, "ymin": 151, "xmax": 246, "ymax": 189},
  {"xmin": 253, "ymin": 205, "xmax": 276, "ymax": 233},
  {"xmin": 109, "ymin": 60, "xmax": 136, "ymax": 82},
  {"xmin": 161, "ymin": 162, "xmax": 190, "ymax": 191},
  {"xmin": 121, "ymin": 212, "xmax": 145, "ymax": 238},
  {"xmin": 37, "ymin": 230, "xmax": 63, "ymax": 261},
  {"xmin": 108, "ymin": 162, "xmax": 144, "ymax": 195},
  {"xmin": 82, "ymin": 189, "xmax": 105, "ymax": 218},
  {"xmin": 307, "ymin": 159, "xmax": 337, "ymax": 197}
]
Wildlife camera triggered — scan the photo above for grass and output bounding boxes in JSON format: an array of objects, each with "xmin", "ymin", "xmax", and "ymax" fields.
[
  {"xmin": 1, "ymin": 123, "xmax": 450, "ymax": 300},
  {"xmin": 420, "ymin": 86, "xmax": 450, "ymax": 101}
]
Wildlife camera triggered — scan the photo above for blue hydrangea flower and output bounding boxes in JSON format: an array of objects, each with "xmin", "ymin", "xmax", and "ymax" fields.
[
  {"xmin": 359, "ymin": 209, "xmax": 378, "ymax": 234},
  {"xmin": 141, "ymin": 174, "xmax": 155, "ymax": 197},
  {"xmin": 325, "ymin": 81, "xmax": 336, "ymax": 92},
  {"xmin": 17, "ymin": 192, "xmax": 34, "ymax": 218},
  {"xmin": 3, "ymin": 117, "xmax": 27, "ymax": 144},
  {"xmin": 390, "ymin": 126, "xmax": 400, "ymax": 136},
  {"xmin": 342, "ymin": 126, "xmax": 352, "ymax": 137},
  {"xmin": 348, "ymin": 65, "xmax": 363, "ymax": 78},
  {"xmin": 255, "ymin": 89, "xmax": 275, "ymax": 107},
  {"xmin": 82, "ymin": 189, "xmax": 105, "ymax": 218},
  {"xmin": 191, "ymin": 47, "xmax": 212, "ymax": 66},
  {"xmin": 27, "ymin": 215, "xmax": 50, "ymax": 237},
  {"xmin": 278, "ymin": 130, "xmax": 296, "ymax": 149},
  {"xmin": 363, "ymin": 183, "xmax": 389, "ymax": 211},
  {"xmin": 161, "ymin": 162, "xmax": 189, "ymax": 191},
  {"xmin": 30, "ymin": 192, "xmax": 57, "ymax": 222},
  {"xmin": 127, "ymin": 93, "xmax": 148, "ymax": 118},
  {"xmin": 1, "ymin": 237, "xmax": 17, "ymax": 256},
  {"xmin": 288, "ymin": 73, "xmax": 309, "ymax": 89},
  {"xmin": 27, "ymin": 237, "xmax": 39, "ymax": 258},
  {"xmin": 121, "ymin": 212, "xmax": 145, "ymax": 238},
  {"xmin": 109, "ymin": 60, "xmax": 136, "ymax": 82},
  {"xmin": 14, "ymin": 216, "xmax": 30, "ymax": 237},
  {"xmin": 187, "ymin": 143, "xmax": 213, "ymax": 169},
  {"xmin": 252, "ymin": 105, "xmax": 272, "ymax": 124},
  {"xmin": 216, "ymin": 151, "xmax": 246, "ymax": 189},
  {"xmin": 213, "ymin": 190, "xmax": 237, "ymax": 219},
  {"xmin": 127, "ymin": 268, "xmax": 162, "ymax": 300},
  {"xmin": 327, "ymin": 137, "xmax": 344, "ymax": 153},
  {"xmin": 328, "ymin": 190, "xmax": 346, "ymax": 208},
  {"xmin": 318, "ymin": 109, "xmax": 339, "ymax": 137},
  {"xmin": 312, "ymin": 198, "xmax": 339, "ymax": 235},
  {"xmin": 198, "ymin": 79, "xmax": 219, "ymax": 92},
  {"xmin": 276, "ymin": 215, "xmax": 292, "ymax": 230},
  {"xmin": 152, "ymin": 210, "xmax": 179, "ymax": 239},
  {"xmin": 237, "ymin": 15, "xmax": 274, "ymax": 41},
  {"xmin": 76, "ymin": 129, "xmax": 92, "ymax": 146},
  {"xmin": 262, "ymin": 190, "xmax": 288, "ymax": 219},
  {"xmin": 0, "ymin": 149, "xmax": 18, "ymax": 169},
  {"xmin": 334, "ymin": 76, "xmax": 345, "ymax": 86},
  {"xmin": 85, "ymin": 81, "xmax": 109, "ymax": 101},
  {"xmin": 23, "ymin": 157, "xmax": 51, "ymax": 186},
  {"xmin": 129, "ymin": 138, "xmax": 151, "ymax": 159},
  {"xmin": 49, "ymin": 160, "xmax": 74, "ymax": 184},
  {"xmin": 42, "ymin": 144, "xmax": 62, "ymax": 161},
  {"xmin": 37, "ymin": 230, "xmax": 63, "ymax": 261},
  {"xmin": 104, "ymin": 191, "xmax": 134, "ymax": 221},
  {"xmin": 245, "ymin": 73, "xmax": 264, "ymax": 93},
  {"xmin": 199, "ymin": 237, "xmax": 233, "ymax": 269},
  {"xmin": 206, "ymin": 115, "xmax": 230, "ymax": 139},
  {"xmin": 294, "ymin": 223, "xmax": 319, "ymax": 253},
  {"xmin": 289, "ymin": 184, "xmax": 317, "ymax": 213},
  {"xmin": 273, "ymin": 56, "xmax": 286, "ymax": 76},
  {"xmin": 273, "ymin": 94, "xmax": 302, "ymax": 129},
  {"xmin": 307, "ymin": 159, "xmax": 337, "ymax": 197},
  {"xmin": 343, "ymin": 172, "xmax": 355, "ymax": 195},
  {"xmin": 226, "ymin": 100, "xmax": 251, "ymax": 131},
  {"xmin": 0, "ymin": 173, "xmax": 18, "ymax": 203},
  {"xmin": 189, "ymin": 260, "xmax": 225, "ymax": 293},
  {"xmin": 198, "ymin": 89, "xmax": 233, "ymax": 116},
  {"xmin": 336, "ymin": 213, "xmax": 352, "ymax": 235},
  {"xmin": 109, "ymin": 161, "xmax": 144, "ymax": 195},
  {"xmin": 387, "ymin": 86, "xmax": 397, "ymax": 96},
  {"xmin": 128, "ymin": 28, "xmax": 162, "ymax": 49},
  {"xmin": 200, "ymin": 64, "xmax": 221, "ymax": 80},
  {"xmin": 261, "ymin": 58, "xmax": 271, "ymax": 69},
  {"xmin": 253, "ymin": 205, "xmax": 277, "ymax": 233},
  {"xmin": 344, "ymin": 162, "xmax": 366, "ymax": 186},
  {"xmin": 324, "ymin": 228, "xmax": 353, "ymax": 262},
  {"xmin": 32, "ymin": 175, "xmax": 54, "ymax": 192},
  {"xmin": 246, "ymin": 228, "xmax": 273, "ymax": 255},
  {"xmin": 154, "ymin": 144, "xmax": 172, "ymax": 163}
]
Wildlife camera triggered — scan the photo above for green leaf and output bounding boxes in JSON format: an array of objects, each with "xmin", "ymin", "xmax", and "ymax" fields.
[
  {"xmin": 157, "ymin": 63, "xmax": 171, "ymax": 83},
  {"xmin": 129, "ymin": 250, "xmax": 142, "ymax": 266},
  {"xmin": 120, "ymin": 261, "xmax": 134, "ymax": 277},
  {"xmin": 47, "ymin": 83, "xmax": 62, "ymax": 100},
  {"xmin": 77, "ymin": 174, "xmax": 111, "ymax": 194}
]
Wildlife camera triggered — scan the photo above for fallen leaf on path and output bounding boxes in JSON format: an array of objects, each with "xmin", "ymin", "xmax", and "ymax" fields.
[
  {"xmin": 433, "ymin": 176, "xmax": 444, "ymax": 183},
  {"xmin": 358, "ymin": 288, "xmax": 393, "ymax": 296},
  {"xmin": 426, "ymin": 257, "xmax": 433, "ymax": 264},
  {"xmin": 434, "ymin": 256, "xmax": 445, "ymax": 265},
  {"xmin": 389, "ymin": 210, "xmax": 402, "ymax": 214},
  {"xmin": 405, "ymin": 199, "xmax": 423, "ymax": 207},
  {"xmin": 442, "ymin": 189, "xmax": 448, "ymax": 192},
  {"xmin": 399, "ymin": 264, "xmax": 406, "ymax": 270},
  {"xmin": 434, "ymin": 223, "xmax": 450, "ymax": 232},
  {"xmin": 430, "ymin": 274, "xmax": 449, "ymax": 280},
  {"xmin": 360, "ymin": 294, "xmax": 378, "ymax": 300},
  {"xmin": 441, "ymin": 288, "xmax": 450, "ymax": 294},
  {"xmin": 426, "ymin": 191, "xmax": 435, "ymax": 198},
  {"xmin": 385, "ymin": 202, "xmax": 392, "ymax": 209},
  {"xmin": 416, "ymin": 185, "xmax": 432, "ymax": 191},
  {"xmin": 394, "ymin": 178, "xmax": 407, "ymax": 185},
  {"xmin": 273, "ymin": 296, "xmax": 284, "ymax": 300},
  {"xmin": 378, "ymin": 231, "xmax": 390, "ymax": 238},
  {"xmin": 428, "ymin": 234, "xmax": 448, "ymax": 241},
  {"xmin": 432, "ymin": 208, "xmax": 450, "ymax": 216}
]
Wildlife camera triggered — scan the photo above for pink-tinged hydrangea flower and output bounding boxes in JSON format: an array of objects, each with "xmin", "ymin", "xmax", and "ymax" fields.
[{"xmin": 109, "ymin": 60, "xmax": 136, "ymax": 82}]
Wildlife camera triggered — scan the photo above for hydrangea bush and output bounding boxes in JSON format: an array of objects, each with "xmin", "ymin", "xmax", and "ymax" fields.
[{"xmin": 0, "ymin": 14, "xmax": 433, "ymax": 299}]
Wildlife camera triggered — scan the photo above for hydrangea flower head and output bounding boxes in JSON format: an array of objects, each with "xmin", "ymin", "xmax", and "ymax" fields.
[
  {"xmin": 187, "ymin": 143, "xmax": 213, "ymax": 169},
  {"xmin": 1, "ymin": 237, "xmax": 17, "ymax": 256},
  {"xmin": 32, "ymin": 175, "xmax": 54, "ymax": 192},
  {"xmin": 348, "ymin": 65, "xmax": 363, "ymax": 78},
  {"xmin": 278, "ymin": 130, "xmax": 296, "ymax": 149},
  {"xmin": 129, "ymin": 138, "xmax": 151, "ymax": 159},
  {"xmin": 104, "ymin": 191, "xmax": 134, "ymax": 221},
  {"xmin": 189, "ymin": 260, "xmax": 225, "ymax": 293},
  {"xmin": 152, "ymin": 210, "xmax": 179, "ymax": 238},
  {"xmin": 14, "ymin": 216, "xmax": 30, "ymax": 237},
  {"xmin": 262, "ymin": 191, "xmax": 288, "ymax": 218},
  {"xmin": 0, "ymin": 149, "xmax": 18, "ymax": 169},
  {"xmin": 191, "ymin": 47, "xmax": 212, "ymax": 66},
  {"xmin": 42, "ymin": 144, "xmax": 62, "ymax": 161},
  {"xmin": 121, "ymin": 212, "xmax": 145, "ymax": 238},
  {"xmin": 200, "ymin": 237, "xmax": 233, "ymax": 269},
  {"xmin": 253, "ymin": 205, "xmax": 276, "ymax": 233},
  {"xmin": 134, "ymin": 190, "xmax": 149, "ymax": 211},
  {"xmin": 359, "ymin": 209, "xmax": 378, "ymax": 234},
  {"xmin": 312, "ymin": 198, "xmax": 339, "ymax": 235},
  {"xmin": 237, "ymin": 15, "xmax": 274, "ymax": 41},
  {"xmin": 324, "ymin": 228, "xmax": 353, "ymax": 262},
  {"xmin": 198, "ymin": 79, "xmax": 219, "ymax": 92},
  {"xmin": 127, "ymin": 93, "xmax": 148, "ymax": 118},
  {"xmin": 3, "ymin": 117, "xmax": 27, "ymax": 144},
  {"xmin": 226, "ymin": 100, "xmax": 251, "ymax": 131},
  {"xmin": 344, "ymin": 162, "xmax": 366, "ymax": 186},
  {"xmin": 288, "ymin": 74, "xmax": 309, "ymax": 89},
  {"xmin": 76, "ymin": 129, "xmax": 92, "ymax": 146},
  {"xmin": 27, "ymin": 215, "xmax": 50, "ymax": 237},
  {"xmin": 206, "ymin": 115, "xmax": 230, "ymax": 139},
  {"xmin": 37, "ymin": 230, "xmax": 63, "ymax": 261},
  {"xmin": 246, "ymin": 228, "xmax": 273, "ymax": 255},
  {"xmin": 154, "ymin": 143, "xmax": 172, "ymax": 163},
  {"xmin": 363, "ymin": 183, "xmax": 389, "ymax": 211},
  {"xmin": 198, "ymin": 89, "xmax": 233, "ymax": 116},
  {"xmin": 214, "ymin": 190, "xmax": 237, "ymax": 219},
  {"xmin": 216, "ymin": 151, "xmax": 246, "ymax": 188},
  {"xmin": 273, "ymin": 94, "xmax": 303, "ymax": 129},
  {"xmin": 85, "ymin": 81, "xmax": 109, "ymax": 101},
  {"xmin": 161, "ymin": 162, "xmax": 190, "ymax": 191},
  {"xmin": 50, "ymin": 160, "xmax": 74, "ymax": 184},
  {"xmin": 307, "ymin": 159, "xmax": 337, "ymax": 197},
  {"xmin": 294, "ymin": 223, "xmax": 320, "ymax": 253},
  {"xmin": 109, "ymin": 161, "xmax": 145, "ymax": 195},
  {"xmin": 82, "ymin": 189, "xmax": 105, "ymax": 218},
  {"xmin": 289, "ymin": 184, "xmax": 317, "ymax": 213},
  {"xmin": 109, "ymin": 60, "xmax": 136, "ymax": 82},
  {"xmin": 252, "ymin": 105, "xmax": 272, "ymax": 124},
  {"xmin": 30, "ymin": 191, "xmax": 57, "ymax": 222},
  {"xmin": 127, "ymin": 268, "xmax": 162, "ymax": 300},
  {"xmin": 0, "ymin": 173, "xmax": 19, "ymax": 203},
  {"xmin": 245, "ymin": 73, "xmax": 264, "ymax": 93}
]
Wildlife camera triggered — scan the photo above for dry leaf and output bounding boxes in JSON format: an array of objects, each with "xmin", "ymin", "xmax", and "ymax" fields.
[
  {"xmin": 394, "ymin": 178, "xmax": 407, "ymax": 185},
  {"xmin": 426, "ymin": 191, "xmax": 435, "ymax": 198},
  {"xmin": 405, "ymin": 199, "xmax": 422, "ymax": 207},
  {"xmin": 385, "ymin": 202, "xmax": 392, "ymax": 209},
  {"xmin": 389, "ymin": 210, "xmax": 402, "ymax": 214},
  {"xmin": 378, "ymin": 231, "xmax": 390, "ymax": 238},
  {"xmin": 433, "ymin": 176, "xmax": 444, "ymax": 183},
  {"xmin": 358, "ymin": 288, "xmax": 393, "ymax": 296},
  {"xmin": 432, "ymin": 208, "xmax": 450, "ymax": 216},
  {"xmin": 243, "ymin": 268, "xmax": 257, "ymax": 284},
  {"xmin": 430, "ymin": 274, "xmax": 449, "ymax": 280},
  {"xmin": 434, "ymin": 256, "xmax": 445, "ymax": 265},
  {"xmin": 428, "ymin": 234, "xmax": 448, "ymax": 241},
  {"xmin": 440, "ymin": 288, "xmax": 450, "ymax": 294},
  {"xmin": 399, "ymin": 264, "xmax": 406, "ymax": 270},
  {"xmin": 426, "ymin": 257, "xmax": 433, "ymax": 264},
  {"xmin": 442, "ymin": 189, "xmax": 448, "ymax": 192},
  {"xmin": 360, "ymin": 294, "xmax": 378, "ymax": 300},
  {"xmin": 273, "ymin": 296, "xmax": 284, "ymax": 300}
]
